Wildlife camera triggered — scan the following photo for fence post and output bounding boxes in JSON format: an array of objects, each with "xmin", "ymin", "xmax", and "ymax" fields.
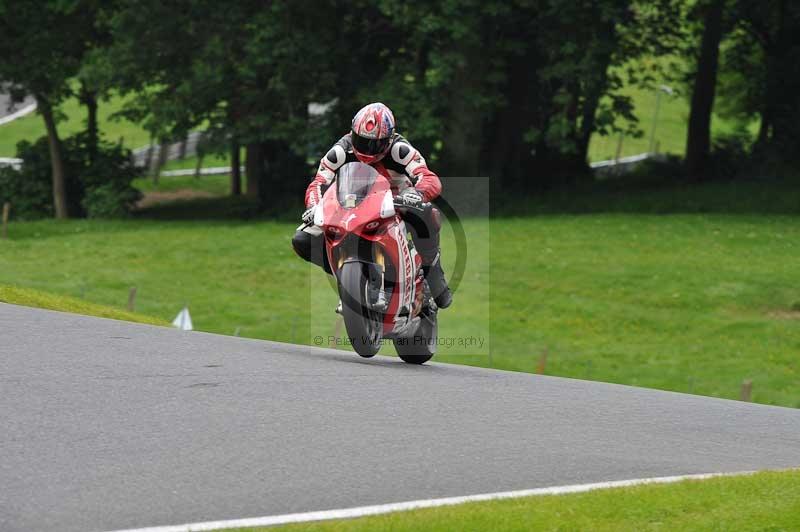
[
  {"xmin": 1, "ymin": 202, "xmax": 9, "ymax": 239},
  {"xmin": 127, "ymin": 287, "xmax": 137, "ymax": 312},
  {"xmin": 740, "ymin": 379, "xmax": 752, "ymax": 402},
  {"xmin": 536, "ymin": 346, "xmax": 548, "ymax": 374}
]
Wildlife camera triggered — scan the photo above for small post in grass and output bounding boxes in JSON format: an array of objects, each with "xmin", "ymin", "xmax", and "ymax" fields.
[
  {"xmin": 127, "ymin": 286, "xmax": 137, "ymax": 312},
  {"xmin": 1, "ymin": 202, "xmax": 10, "ymax": 239},
  {"xmin": 234, "ymin": 326, "xmax": 241, "ymax": 337},
  {"xmin": 740, "ymin": 379, "xmax": 753, "ymax": 402},
  {"xmin": 536, "ymin": 346, "xmax": 548, "ymax": 375}
]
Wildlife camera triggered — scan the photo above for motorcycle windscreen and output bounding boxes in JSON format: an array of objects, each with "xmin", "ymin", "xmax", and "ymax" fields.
[{"xmin": 337, "ymin": 162, "xmax": 379, "ymax": 207}]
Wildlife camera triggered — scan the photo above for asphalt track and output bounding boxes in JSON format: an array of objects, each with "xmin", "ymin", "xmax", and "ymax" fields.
[{"xmin": 2, "ymin": 303, "xmax": 799, "ymax": 531}]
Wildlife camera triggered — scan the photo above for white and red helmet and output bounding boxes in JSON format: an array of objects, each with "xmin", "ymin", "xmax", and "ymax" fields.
[{"xmin": 351, "ymin": 102, "xmax": 395, "ymax": 164}]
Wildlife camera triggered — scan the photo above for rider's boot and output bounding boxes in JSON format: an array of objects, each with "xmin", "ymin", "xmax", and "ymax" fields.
[{"xmin": 423, "ymin": 253, "xmax": 452, "ymax": 309}]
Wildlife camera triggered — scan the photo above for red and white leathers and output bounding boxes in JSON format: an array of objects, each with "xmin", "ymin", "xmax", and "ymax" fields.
[
  {"xmin": 295, "ymin": 130, "xmax": 452, "ymax": 308},
  {"xmin": 305, "ymin": 132, "xmax": 441, "ymax": 208}
]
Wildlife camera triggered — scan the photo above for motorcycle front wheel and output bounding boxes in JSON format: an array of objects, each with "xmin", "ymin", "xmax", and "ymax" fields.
[{"xmin": 338, "ymin": 261, "xmax": 383, "ymax": 357}]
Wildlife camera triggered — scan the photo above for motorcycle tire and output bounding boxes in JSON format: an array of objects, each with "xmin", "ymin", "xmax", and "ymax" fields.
[
  {"xmin": 394, "ymin": 311, "xmax": 437, "ymax": 364},
  {"xmin": 339, "ymin": 261, "xmax": 383, "ymax": 357}
]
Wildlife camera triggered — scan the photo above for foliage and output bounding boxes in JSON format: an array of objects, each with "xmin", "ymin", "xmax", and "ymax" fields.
[
  {"xmin": 84, "ymin": 0, "xmax": 695, "ymax": 196},
  {"xmin": 0, "ymin": 138, "xmax": 82, "ymax": 219},
  {"xmin": 0, "ymin": 1, "xmax": 88, "ymax": 104},
  {"xmin": 0, "ymin": 165, "xmax": 52, "ymax": 220},
  {"xmin": 2, "ymin": 0, "xmax": 799, "ymax": 209},
  {"xmin": 707, "ymin": 131, "xmax": 753, "ymax": 179},
  {"xmin": 720, "ymin": 1, "xmax": 800, "ymax": 158},
  {"xmin": 0, "ymin": 1, "xmax": 111, "ymax": 218},
  {"xmin": 89, "ymin": 0, "xmax": 348, "ymax": 205},
  {"xmin": 82, "ymin": 180, "xmax": 140, "ymax": 218},
  {"xmin": 0, "ymin": 133, "xmax": 140, "ymax": 220}
]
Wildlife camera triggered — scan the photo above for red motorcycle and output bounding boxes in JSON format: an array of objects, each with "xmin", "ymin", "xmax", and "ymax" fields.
[{"xmin": 313, "ymin": 162, "xmax": 438, "ymax": 363}]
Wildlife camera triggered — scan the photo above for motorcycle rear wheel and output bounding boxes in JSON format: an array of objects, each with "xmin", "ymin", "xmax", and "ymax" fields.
[
  {"xmin": 339, "ymin": 261, "xmax": 383, "ymax": 357},
  {"xmin": 394, "ymin": 311, "xmax": 437, "ymax": 364}
]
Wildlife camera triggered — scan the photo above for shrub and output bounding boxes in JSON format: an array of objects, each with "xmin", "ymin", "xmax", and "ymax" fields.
[
  {"xmin": 0, "ymin": 158, "xmax": 53, "ymax": 219},
  {"xmin": 708, "ymin": 132, "xmax": 752, "ymax": 180},
  {"xmin": 0, "ymin": 133, "xmax": 141, "ymax": 220},
  {"xmin": 82, "ymin": 181, "xmax": 141, "ymax": 218}
]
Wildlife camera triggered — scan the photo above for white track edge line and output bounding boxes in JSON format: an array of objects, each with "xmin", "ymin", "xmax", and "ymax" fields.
[
  {"xmin": 0, "ymin": 102, "xmax": 37, "ymax": 126},
  {"xmin": 107, "ymin": 470, "xmax": 761, "ymax": 532}
]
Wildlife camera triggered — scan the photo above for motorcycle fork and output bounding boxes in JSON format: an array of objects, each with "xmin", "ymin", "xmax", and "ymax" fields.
[
  {"xmin": 338, "ymin": 236, "xmax": 387, "ymax": 311},
  {"xmin": 373, "ymin": 246, "xmax": 388, "ymax": 310}
]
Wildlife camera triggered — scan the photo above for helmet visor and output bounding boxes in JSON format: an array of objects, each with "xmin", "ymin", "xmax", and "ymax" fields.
[{"xmin": 352, "ymin": 133, "xmax": 390, "ymax": 157}]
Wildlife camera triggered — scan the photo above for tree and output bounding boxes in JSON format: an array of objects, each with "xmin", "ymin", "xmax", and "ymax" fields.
[
  {"xmin": 724, "ymin": 1, "xmax": 800, "ymax": 159},
  {"xmin": 96, "ymin": 0, "xmax": 345, "ymax": 208},
  {"xmin": 374, "ymin": 0, "xmax": 683, "ymax": 192},
  {"xmin": 686, "ymin": 0, "xmax": 725, "ymax": 180},
  {"xmin": 0, "ymin": 1, "xmax": 93, "ymax": 218}
]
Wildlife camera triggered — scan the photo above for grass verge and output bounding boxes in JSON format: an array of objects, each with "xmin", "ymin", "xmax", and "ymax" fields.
[
  {"xmin": 242, "ymin": 470, "xmax": 800, "ymax": 532},
  {"xmin": 0, "ymin": 283, "xmax": 167, "ymax": 326}
]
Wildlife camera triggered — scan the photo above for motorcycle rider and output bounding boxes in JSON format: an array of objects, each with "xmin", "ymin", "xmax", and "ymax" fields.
[{"xmin": 292, "ymin": 102, "xmax": 452, "ymax": 309}]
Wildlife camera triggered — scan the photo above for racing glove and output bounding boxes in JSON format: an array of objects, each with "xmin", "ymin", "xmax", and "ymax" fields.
[
  {"xmin": 301, "ymin": 205, "xmax": 317, "ymax": 224},
  {"xmin": 396, "ymin": 188, "xmax": 424, "ymax": 208}
]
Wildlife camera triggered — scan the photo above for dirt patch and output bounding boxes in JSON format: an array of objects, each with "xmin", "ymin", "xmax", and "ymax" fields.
[
  {"xmin": 136, "ymin": 189, "xmax": 219, "ymax": 208},
  {"xmin": 767, "ymin": 310, "xmax": 800, "ymax": 320}
]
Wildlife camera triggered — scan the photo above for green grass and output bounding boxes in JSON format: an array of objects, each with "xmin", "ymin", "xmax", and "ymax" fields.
[
  {"xmin": 587, "ymin": 75, "xmax": 757, "ymax": 161},
  {"xmin": 1, "ymin": 180, "xmax": 799, "ymax": 407},
  {"xmin": 0, "ymin": 90, "xmax": 150, "ymax": 157},
  {"xmin": 133, "ymin": 172, "xmax": 230, "ymax": 195},
  {"xmin": 238, "ymin": 470, "xmax": 800, "ymax": 531},
  {"xmin": 161, "ymin": 151, "xmax": 241, "ymax": 171},
  {"xmin": 0, "ymin": 283, "xmax": 167, "ymax": 326}
]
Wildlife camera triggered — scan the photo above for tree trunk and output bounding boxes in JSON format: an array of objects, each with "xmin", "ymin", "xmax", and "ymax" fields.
[
  {"xmin": 152, "ymin": 140, "xmax": 168, "ymax": 185},
  {"xmin": 578, "ymin": 24, "xmax": 615, "ymax": 163},
  {"xmin": 245, "ymin": 142, "xmax": 265, "ymax": 198},
  {"xmin": 38, "ymin": 96, "xmax": 69, "ymax": 219},
  {"xmin": 144, "ymin": 135, "xmax": 155, "ymax": 170},
  {"xmin": 685, "ymin": 0, "xmax": 724, "ymax": 181},
  {"xmin": 485, "ymin": 47, "xmax": 539, "ymax": 191},
  {"xmin": 79, "ymin": 83, "xmax": 98, "ymax": 165},
  {"xmin": 439, "ymin": 32, "xmax": 487, "ymax": 177},
  {"xmin": 230, "ymin": 139, "xmax": 241, "ymax": 196},
  {"xmin": 763, "ymin": 0, "xmax": 794, "ymax": 153}
]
